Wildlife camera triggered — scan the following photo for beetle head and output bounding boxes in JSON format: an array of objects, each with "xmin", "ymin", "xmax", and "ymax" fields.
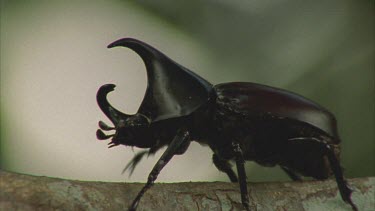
[
  {"xmin": 97, "ymin": 38, "xmax": 213, "ymax": 148},
  {"xmin": 96, "ymin": 84, "xmax": 153, "ymax": 148}
]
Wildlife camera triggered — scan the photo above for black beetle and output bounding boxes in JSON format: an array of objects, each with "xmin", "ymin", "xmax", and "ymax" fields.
[{"xmin": 96, "ymin": 38, "xmax": 357, "ymax": 211}]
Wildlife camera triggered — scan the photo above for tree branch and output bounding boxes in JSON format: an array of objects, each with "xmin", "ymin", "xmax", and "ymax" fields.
[{"xmin": 0, "ymin": 170, "xmax": 373, "ymax": 210}]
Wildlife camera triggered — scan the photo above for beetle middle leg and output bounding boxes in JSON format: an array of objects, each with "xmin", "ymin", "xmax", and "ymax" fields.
[
  {"xmin": 232, "ymin": 142, "xmax": 251, "ymax": 211},
  {"xmin": 281, "ymin": 166, "xmax": 302, "ymax": 181},
  {"xmin": 288, "ymin": 137, "xmax": 357, "ymax": 211},
  {"xmin": 212, "ymin": 153, "xmax": 238, "ymax": 182},
  {"xmin": 128, "ymin": 129, "xmax": 190, "ymax": 211}
]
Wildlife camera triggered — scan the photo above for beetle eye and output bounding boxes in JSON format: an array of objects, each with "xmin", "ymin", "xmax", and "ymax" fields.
[
  {"xmin": 131, "ymin": 114, "xmax": 151, "ymax": 127},
  {"xmin": 117, "ymin": 119, "xmax": 126, "ymax": 128}
]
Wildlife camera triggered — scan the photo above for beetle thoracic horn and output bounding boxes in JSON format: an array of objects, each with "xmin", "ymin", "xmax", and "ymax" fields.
[
  {"xmin": 107, "ymin": 38, "xmax": 213, "ymax": 122},
  {"xmin": 107, "ymin": 38, "xmax": 158, "ymax": 64},
  {"xmin": 96, "ymin": 84, "xmax": 130, "ymax": 125}
]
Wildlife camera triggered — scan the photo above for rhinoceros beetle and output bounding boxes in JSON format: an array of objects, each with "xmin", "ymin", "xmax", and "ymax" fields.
[{"xmin": 96, "ymin": 38, "xmax": 357, "ymax": 211}]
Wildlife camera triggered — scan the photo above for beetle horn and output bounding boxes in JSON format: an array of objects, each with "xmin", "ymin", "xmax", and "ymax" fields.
[
  {"xmin": 97, "ymin": 84, "xmax": 130, "ymax": 125},
  {"xmin": 107, "ymin": 38, "xmax": 213, "ymax": 122},
  {"xmin": 108, "ymin": 38, "xmax": 156, "ymax": 64}
]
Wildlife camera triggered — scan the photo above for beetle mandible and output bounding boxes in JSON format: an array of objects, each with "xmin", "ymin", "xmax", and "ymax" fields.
[{"xmin": 96, "ymin": 38, "xmax": 357, "ymax": 211}]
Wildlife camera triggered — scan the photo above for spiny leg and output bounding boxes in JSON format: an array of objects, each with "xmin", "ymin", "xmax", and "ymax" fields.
[
  {"xmin": 281, "ymin": 166, "xmax": 302, "ymax": 181},
  {"xmin": 288, "ymin": 137, "xmax": 357, "ymax": 211},
  {"xmin": 212, "ymin": 153, "xmax": 238, "ymax": 182},
  {"xmin": 128, "ymin": 129, "xmax": 190, "ymax": 211},
  {"xmin": 232, "ymin": 142, "xmax": 251, "ymax": 211}
]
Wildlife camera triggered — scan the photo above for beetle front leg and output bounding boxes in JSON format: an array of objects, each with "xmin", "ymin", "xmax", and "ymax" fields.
[
  {"xmin": 128, "ymin": 129, "xmax": 190, "ymax": 211},
  {"xmin": 232, "ymin": 142, "xmax": 251, "ymax": 211}
]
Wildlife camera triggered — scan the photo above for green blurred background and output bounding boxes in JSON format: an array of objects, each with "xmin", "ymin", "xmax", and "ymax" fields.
[{"xmin": 0, "ymin": 0, "xmax": 373, "ymax": 182}]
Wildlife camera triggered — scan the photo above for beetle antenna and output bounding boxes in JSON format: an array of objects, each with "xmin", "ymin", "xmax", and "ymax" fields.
[
  {"xmin": 96, "ymin": 129, "xmax": 114, "ymax": 140},
  {"xmin": 99, "ymin": 121, "xmax": 115, "ymax": 131}
]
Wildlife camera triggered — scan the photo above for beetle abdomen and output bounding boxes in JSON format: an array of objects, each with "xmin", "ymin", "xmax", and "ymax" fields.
[{"xmin": 214, "ymin": 82, "xmax": 339, "ymax": 139}]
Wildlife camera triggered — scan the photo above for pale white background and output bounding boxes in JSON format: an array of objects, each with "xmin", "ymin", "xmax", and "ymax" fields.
[
  {"xmin": 1, "ymin": 1, "xmax": 225, "ymax": 182},
  {"xmin": 1, "ymin": 0, "xmax": 373, "ymax": 182}
]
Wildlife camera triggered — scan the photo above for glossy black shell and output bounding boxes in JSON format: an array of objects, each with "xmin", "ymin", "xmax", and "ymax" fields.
[
  {"xmin": 97, "ymin": 38, "xmax": 357, "ymax": 211},
  {"xmin": 214, "ymin": 82, "xmax": 340, "ymax": 142}
]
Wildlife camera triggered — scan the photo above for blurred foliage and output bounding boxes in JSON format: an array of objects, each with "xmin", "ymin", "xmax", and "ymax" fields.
[{"xmin": 130, "ymin": 0, "xmax": 374, "ymax": 180}]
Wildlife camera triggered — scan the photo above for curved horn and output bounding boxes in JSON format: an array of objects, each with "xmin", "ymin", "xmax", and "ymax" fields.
[
  {"xmin": 107, "ymin": 38, "xmax": 213, "ymax": 121},
  {"xmin": 96, "ymin": 84, "xmax": 130, "ymax": 124},
  {"xmin": 107, "ymin": 38, "xmax": 158, "ymax": 65}
]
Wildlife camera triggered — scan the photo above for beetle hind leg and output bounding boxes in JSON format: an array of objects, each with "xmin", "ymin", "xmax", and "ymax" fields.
[
  {"xmin": 281, "ymin": 166, "xmax": 302, "ymax": 181},
  {"xmin": 212, "ymin": 153, "xmax": 238, "ymax": 182},
  {"xmin": 288, "ymin": 137, "xmax": 357, "ymax": 211},
  {"xmin": 324, "ymin": 143, "xmax": 357, "ymax": 211}
]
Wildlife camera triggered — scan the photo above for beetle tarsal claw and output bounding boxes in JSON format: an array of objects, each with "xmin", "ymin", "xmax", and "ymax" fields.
[
  {"xmin": 99, "ymin": 121, "xmax": 115, "ymax": 131},
  {"xmin": 96, "ymin": 129, "xmax": 114, "ymax": 140}
]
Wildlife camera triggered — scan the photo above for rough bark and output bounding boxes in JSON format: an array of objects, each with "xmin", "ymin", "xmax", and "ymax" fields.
[{"xmin": 0, "ymin": 170, "xmax": 373, "ymax": 211}]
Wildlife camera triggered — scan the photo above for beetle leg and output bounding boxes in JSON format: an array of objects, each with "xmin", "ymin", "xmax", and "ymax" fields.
[
  {"xmin": 288, "ymin": 137, "xmax": 357, "ymax": 211},
  {"xmin": 324, "ymin": 144, "xmax": 358, "ymax": 211},
  {"xmin": 212, "ymin": 153, "xmax": 238, "ymax": 182},
  {"xmin": 128, "ymin": 129, "xmax": 190, "ymax": 211},
  {"xmin": 174, "ymin": 138, "xmax": 191, "ymax": 155},
  {"xmin": 281, "ymin": 166, "xmax": 302, "ymax": 181},
  {"xmin": 232, "ymin": 142, "xmax": 251, "ymax": 211}
]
